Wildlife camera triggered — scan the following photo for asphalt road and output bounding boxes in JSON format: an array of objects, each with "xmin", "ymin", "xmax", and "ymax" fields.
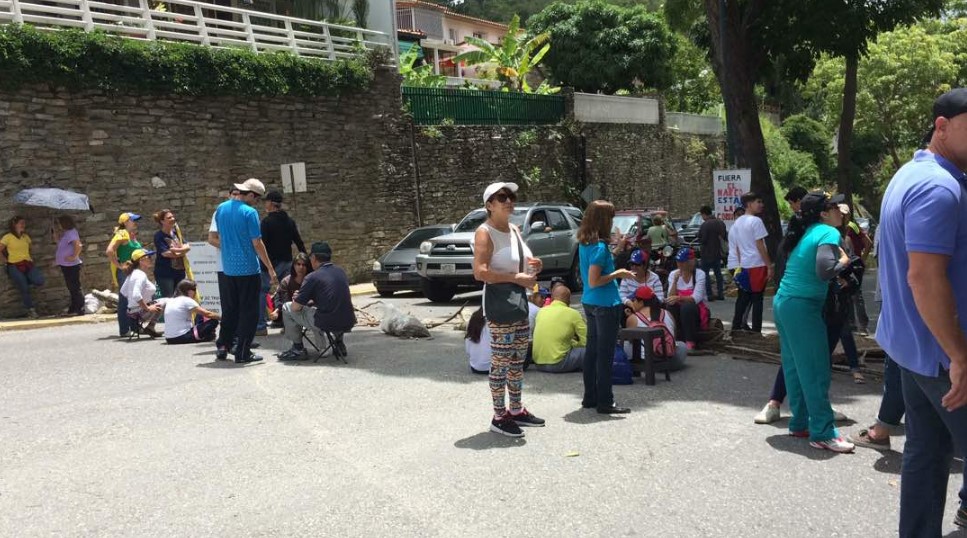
[{"xmin": 1, "ymin": 286, "xmax": 962, "ymax": 537}]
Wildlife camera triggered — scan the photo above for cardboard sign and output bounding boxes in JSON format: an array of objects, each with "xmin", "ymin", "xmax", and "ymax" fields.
[
  {"xmin": 713, "ymin": 169, "xmax": 751, "ymax": 229},
  {"xmin": 185, "ymin": 242, "xmax": 221, "ymax": 315}
]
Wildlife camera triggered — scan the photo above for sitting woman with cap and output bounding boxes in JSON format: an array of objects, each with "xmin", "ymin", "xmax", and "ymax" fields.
[
  {"xmin": 119, "ymin": 248, "xmax": 162, "ymax": 338},
  {"xmin": 163, "ymin": 279, "xmax": 220, "ymax": 344},
  {"xmin": 665, "ymin": 247, "xmax": 708, "ymax": 350},
  {"xmin": 618, "ymin": 248, "xmax": 665, "ymax": 308},
  {"xmin": 624, "ymin": 286, "xmax": 687, "ymax": 371},
  {"xmin": 106, "ymin": 212, "xmax": 143, "ymax": 337}
]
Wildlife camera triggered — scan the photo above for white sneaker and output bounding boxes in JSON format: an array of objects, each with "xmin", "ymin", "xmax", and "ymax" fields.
[
  {"xmin": 754, "ymin": 403, "xmax": 780, "ymax": 424},
  {"xmin": 833, "ymin": 408, "xmax": 848, "ymax": 422},
  {"xmin": 809, "ymin": 436, "xmax": 855, "ymax": 453}
]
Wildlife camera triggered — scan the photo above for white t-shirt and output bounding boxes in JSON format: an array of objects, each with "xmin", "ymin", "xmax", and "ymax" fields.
[
  {"xmin": 209, "ymin": 211, "xmax": 223, "ymax": 273},
  {"xmin": 120, "ymin": 269, "xmax": 157, "ymax": 311},
  {"xmin": 668, "ymin": 268, "xmax": 707, "ymax": 304},
  {"xmin": 466, "ymin": 324, "xmax": 492, "ymax": 371},
  {"xmin": 163, "ymin": 295, "xmax": 200, "ymax": 339},
  {"xmin": 528, "ymin": 303, "xmax": 541, "ymax": 338},
  {"xmin": 729, "ymin": 214, "xmax": 769, "ymax": 268}
]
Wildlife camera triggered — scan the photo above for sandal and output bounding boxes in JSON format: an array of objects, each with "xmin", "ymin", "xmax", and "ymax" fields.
[
  {"xmin": 847, "ymin": 427, "xmax": 891, "ymax": 451},
  {"xmin": 853, "ymin": 372, "xmax": 866, "ymax": 384}
]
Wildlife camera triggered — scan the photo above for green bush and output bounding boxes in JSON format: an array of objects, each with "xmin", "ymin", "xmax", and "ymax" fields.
[
  {"xmin": 761, "ymin": 116, "xmax": 821, "ymax": 190},
  {"xmin": 0, "ymin": 24, "xmax": 373, "ymax": 96},
  {"xmin": 780, "ymin": 114, "xmax": 834, "ymax": 180}
]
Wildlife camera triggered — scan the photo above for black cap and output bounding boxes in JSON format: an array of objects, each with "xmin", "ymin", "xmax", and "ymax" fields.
[
  {"xmin": 923, "ymin": 88, "xmax": 967, "ymax": 145},
  {"xmin": 311, "ymin": 241, "xmax": 332, "ymax": 257},
  {"xmin": 800, "ymin": 191, "xmax": 846, "ymax": 217},
  {"xmin": 265, "ymin": 190, "xmax": 283, "ymax": 204},
  {"xmin": 784, "ymin": 186, "xmax": 808, "ymax": 203}
]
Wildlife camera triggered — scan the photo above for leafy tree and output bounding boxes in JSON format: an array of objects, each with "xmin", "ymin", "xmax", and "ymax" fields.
[
  {"xmin": 399, "ymin": 49, "xmax": 447, "ymax": 88},
  {"xmin": 780, "ymin": 114, "xmax": 834, "ymax": 181},
  {"xmin": 452, "ymin": 14, "xmax": 551, "ymax": 92},
  {"xmin": 761, "ymin": 117, "xmax": 821, "ymax": 191},
  {"xmin": 527, "ymin": 0, "xmax": 677, "ymax": 94},
  {"xmin": 449, "ymin": 0, "xmax": 663, "ymax": 24},
  {"xmin": 665, "ymin": 33, "xmax": 720, "ymax": 113}
]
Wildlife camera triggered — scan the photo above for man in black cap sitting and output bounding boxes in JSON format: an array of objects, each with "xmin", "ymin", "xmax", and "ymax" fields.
[{"xmin": 278, "ymin": 241, "xmax": 356, "ymax": 360}]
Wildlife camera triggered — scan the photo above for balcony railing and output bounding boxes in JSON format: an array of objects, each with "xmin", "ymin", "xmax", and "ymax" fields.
[{"xmin": 0, "ymin": 0, "xmax": 391, "ymax": 60}]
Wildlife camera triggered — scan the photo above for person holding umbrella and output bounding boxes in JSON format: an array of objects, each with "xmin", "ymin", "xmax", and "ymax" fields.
[
  {"xmin": 0, "ymin": 215, "xmax": 46, "ymax": 318},
  {"xmin": 106, "ymin": 213, "xmax": 143, "ymax": 337},
  {"xmin": 53, "ymin": 215, "xmax": 84, "ymax": 316}
]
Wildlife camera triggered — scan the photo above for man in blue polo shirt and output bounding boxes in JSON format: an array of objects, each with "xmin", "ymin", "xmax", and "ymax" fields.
[
  {"xmin": 213, "ymin": 178, "xmax": 278, "ymax": 364},
  {"xmin": 877, "ymin": 88, "xmax": 967, "ymax": 536}
]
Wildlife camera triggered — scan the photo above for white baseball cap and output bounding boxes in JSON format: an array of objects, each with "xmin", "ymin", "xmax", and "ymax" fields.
[
  {"xmin": 233, "ymin": 178, "xmax": 266, "ymax": 196},
  {"xmin": 483, "ymin": 182, "xmax": 519, "ymax": 204}
]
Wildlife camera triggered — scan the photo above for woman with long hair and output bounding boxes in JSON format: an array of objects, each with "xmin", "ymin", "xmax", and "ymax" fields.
[
  {"xmin": 472, "ymin": 182, "xmax": 544, "ymax": 438},
  {"xmin": 272, "ymin": 252, "xmax": 310, "ymax": 325},
  {"xmin": 53, "ymin": 215, "xmax": 84, "ymax": 316},
  {"xmin": 773, "ymin": 191, "xmax": 854, "ymax": 453},
  {"xmin": 0, "ymin": 215, "xmax": 46, "ymax": 318},
  {"xmin": 153, "ymin": 209, "xmax": 191, "ymax": 298},
  {"xmin": 465, "ymin": 308, "xmax": 491, "ymax": 375},
  {"xmin": 578, "ymin": 200, "xmax": 636, "ymax": 414},
  {"xmin": 106, "ymin": 213, "xmax": 143, "ymax": 336},
  {"xmin": 163, "ymin": 279, "xmax": 220, "ymax": 344},
  {"xmin": 118, "ymin": 248, "xmax": 162, "ymax": 338},
  {"xmin": 665, "ymin": 247, "xmax": 708, "ymax": 350}
]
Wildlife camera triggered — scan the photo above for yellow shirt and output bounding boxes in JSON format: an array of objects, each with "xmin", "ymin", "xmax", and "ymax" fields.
[
  {"xmin": 0, "ymin": 233, "xmax": 32, "ymax": 263},
  {"xmin": 532, "ymin": 299, "xmax": 587, "ymax": 365}
]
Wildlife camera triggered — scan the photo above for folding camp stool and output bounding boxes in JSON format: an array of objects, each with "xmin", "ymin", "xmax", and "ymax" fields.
[
  {"xmin": 299, "ymin": 326, "xmax": 348, "ymax": 363},
  {"xmin": 617, "ymin": 326, "xmax": 672, "ymax": 385},
  {"xmin": 126, "ymin": 310, "xmax": 148, "ymax": 340}
]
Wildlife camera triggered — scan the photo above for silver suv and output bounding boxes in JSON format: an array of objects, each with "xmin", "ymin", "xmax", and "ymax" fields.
[{"xmin": 415, "ymin": 203, "xmax": 584, "ymax": 302}]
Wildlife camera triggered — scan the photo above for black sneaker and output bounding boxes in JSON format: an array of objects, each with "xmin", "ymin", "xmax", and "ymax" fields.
[
  {"xmin": 509, "ymin": 408, "xmax": 545, "ymax": 427},
  {"xmin": 215, "ymin": 347, "xmax": 229, "ymax": 361},
  {"xmin": 235, "ymin": 354, "xmax": 264, "ymax": 364},
  {"xmin": 955, "ymin": 506, "xmax": 967, "ymax": 528},
  {"xmin": 277, "ymin": 347, "xmax": 308, "ymax": 361},
  {"xmin": 490, "ymin": 415, "xmax": 524, "ymax": 438}
]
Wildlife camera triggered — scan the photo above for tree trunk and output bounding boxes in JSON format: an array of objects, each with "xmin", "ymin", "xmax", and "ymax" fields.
[
  {"xmin": 704, "ymin": 0, "xmax": 782, "ymax": 252},
  {"xmin": 836, "ymin": 52, "xmax": 858, "ymax": 209}
]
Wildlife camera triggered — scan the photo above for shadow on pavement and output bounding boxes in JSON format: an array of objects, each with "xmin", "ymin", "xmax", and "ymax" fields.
[
  {"xmin": 195, "ymin": 360, "xmax": 264, "ymax": 369},
  {"xmin": 872, "ymin": 451, "xmax": 963, "ymax": 476},
  {"xmin": 764, "ymin": 434, "xmax": 840, "ymax": 460},
  {"xmin": 562, "ymin": 408, "xmax": 628, "ymax": 424},
  {"xmin": 454, "ymin": 431, "xmax": 527, "ymax": 450}
]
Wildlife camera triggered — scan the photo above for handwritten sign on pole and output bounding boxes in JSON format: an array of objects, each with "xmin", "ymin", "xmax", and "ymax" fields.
[
  {"xmin": 713, "ymin": 169, "xmax": 751, "ymax": 229},
  {"xmin": 185, "ymin": 242, "xmax": 222, "ymax": 315}
]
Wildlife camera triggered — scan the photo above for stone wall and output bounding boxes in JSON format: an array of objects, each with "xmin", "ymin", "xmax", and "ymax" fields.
[{"xmin": 0, "ymin": 68, "xmax": 723, "ymax": 317}]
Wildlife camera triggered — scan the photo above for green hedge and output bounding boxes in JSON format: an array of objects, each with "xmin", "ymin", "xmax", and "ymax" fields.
[{"xmin": 0, "ymin": 24, "xmax": 374, "ymax": 96}]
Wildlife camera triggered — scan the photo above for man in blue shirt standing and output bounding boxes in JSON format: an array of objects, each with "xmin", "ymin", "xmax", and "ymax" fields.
[
  {"xmin": 877, "ymin": 88, "xmax": 967, "ymax": 536},
  {"xmin": 212, "ymin": 178, "xmax": 278, "ymax": 364}
]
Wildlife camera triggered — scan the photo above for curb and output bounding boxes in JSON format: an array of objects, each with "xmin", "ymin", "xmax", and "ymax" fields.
[
  {"xmin": 0, "ymin": 314, "xmax": 110, "ymax": 332},
  {"xmin": 350, "ymin": 284, "xmax": 377, "ymax": 297}
]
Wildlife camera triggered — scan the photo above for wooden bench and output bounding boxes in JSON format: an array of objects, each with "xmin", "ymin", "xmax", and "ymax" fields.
[{"xmin": 618, "ymin": 326, "xmax": 671, "ymax": 386}]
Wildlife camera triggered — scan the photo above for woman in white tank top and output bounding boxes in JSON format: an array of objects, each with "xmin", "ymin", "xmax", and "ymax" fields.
[{"xmin": 472, "ymin": 182, "xmax": 544, "ymax": 438}]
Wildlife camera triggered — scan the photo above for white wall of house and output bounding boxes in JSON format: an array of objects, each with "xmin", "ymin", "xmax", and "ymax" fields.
[
  {"xmin": 574, "ymin": 93, "xmax": 661, "ymax": 125},
  {"xmin": 444, "ymin": 18, "xmax": 504, "ymax": 45}
]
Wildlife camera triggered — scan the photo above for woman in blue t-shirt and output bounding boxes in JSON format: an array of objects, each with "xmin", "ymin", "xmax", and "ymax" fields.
[
  {"xmin": 774, "ymin": 191, "xmax": 854, "ymax": 453},
  {"xmin": 578, "ymin": 200, "xmax": 635, "ymax": 414}
]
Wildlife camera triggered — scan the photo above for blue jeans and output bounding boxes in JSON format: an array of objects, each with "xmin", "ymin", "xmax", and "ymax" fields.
[
  {"xmin": 899, "ymin": 364, "xmax": 967, "ymax": 537},
  {"xmin": 7, "ymin": 263, "xmax": 44, "ymax": 310},
  {"xmin": 116, "ymin": 268, "xmax": 130, "ymax": 335},
  {"xmin": 701, "ymin": 257, "xmax": 724, "ymax": 299},
  {"xmin": 876, "ymin": 355, "xmax": 905, "ymax": 430},
  {"xmin": 582, "ymin": 304, "xmax": 622, "ymax": 410}
]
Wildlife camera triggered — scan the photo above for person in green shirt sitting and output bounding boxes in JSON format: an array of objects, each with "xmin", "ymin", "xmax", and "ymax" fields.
[
  {"xmin": 532, "ymin": 285, "xmax": 587, "ymax": 373},
  {"xmin": 646, "ymin": 216, "xmax": 670, "ymax": 250}
]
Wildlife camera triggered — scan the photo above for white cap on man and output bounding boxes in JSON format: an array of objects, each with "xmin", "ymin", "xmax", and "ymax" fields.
[
  {"xmin": 482, "ymin": 182, "xmax": 519, "ymax": 204},
  {"xmin": 233, "ymin": 178, "xmax": 266, "ymax": 196}
]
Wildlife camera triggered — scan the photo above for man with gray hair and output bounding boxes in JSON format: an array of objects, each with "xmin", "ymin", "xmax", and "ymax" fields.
[{"xmin": 278, "ymin": 241, "xmax": 356, "ymax": 360}]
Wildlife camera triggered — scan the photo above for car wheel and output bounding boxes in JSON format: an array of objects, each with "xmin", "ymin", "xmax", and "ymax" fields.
[
  {"xmin": 421, "ymin": 278, "xmax": 456, "ymax": 303},
  {"xmin": 566, "ymin": 254, "xmax": 583, "ymax": 292},
  {"xmin": 375, "ymin": 287, "xmax": 394, "ymax": 298}
]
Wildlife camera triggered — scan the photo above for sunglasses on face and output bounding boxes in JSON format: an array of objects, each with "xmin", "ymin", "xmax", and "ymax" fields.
[{"xmin": 491, "ymin": 192, "xmax": 516, "ymax": 204}]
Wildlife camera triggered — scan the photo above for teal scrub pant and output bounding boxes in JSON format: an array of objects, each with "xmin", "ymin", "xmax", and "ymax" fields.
[{"xmin": 773, "ymin": 293, "xmax": 839, "ymax": 442}]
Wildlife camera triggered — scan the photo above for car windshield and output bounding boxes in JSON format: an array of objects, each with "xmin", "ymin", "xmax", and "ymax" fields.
[
  {"xmin": 687, "ymin": 213, "xmax": 703, "ymax": 228},
  {"xmin": 454, "ymin": 209, "xmax": 527, "ymax": 232},
  {"xmin": 612, "ymin": 215, "xmax": 638, "ymax": 235},
  {"xmin": 396, "ymin": 227, "xmax": 451, "ymax": 249}
]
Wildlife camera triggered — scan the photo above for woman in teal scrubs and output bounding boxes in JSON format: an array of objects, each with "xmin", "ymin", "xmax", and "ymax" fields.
[{"xmin": 774, "ymin": 191, "xmax": 855, "ymax": 453}]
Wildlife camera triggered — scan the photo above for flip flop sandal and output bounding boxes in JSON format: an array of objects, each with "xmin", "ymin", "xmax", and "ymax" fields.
[{"xmin": 848, "ymin": 428, "xmax": 891, "ymax": 451}]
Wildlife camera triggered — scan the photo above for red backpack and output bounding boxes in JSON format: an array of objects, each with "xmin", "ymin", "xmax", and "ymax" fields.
[{"xmin": 634, "ymin": 312, "xmax": 677, "ymax": 358}]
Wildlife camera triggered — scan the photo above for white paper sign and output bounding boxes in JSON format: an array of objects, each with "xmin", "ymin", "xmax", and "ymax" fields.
[
  {"xmin": 185, "ymin": 242, "xmax": 222, "ymax": 315},
  {"xmin": 713, "ymin": 169, "xmax": 751, "ymax": 229},
  {"xmin": 280, "ymin": 162, "xmax": 307, "ymax": 193}
]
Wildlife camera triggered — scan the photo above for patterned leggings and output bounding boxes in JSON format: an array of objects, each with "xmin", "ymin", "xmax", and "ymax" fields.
[{"xmin": 488, "ymin": 319, "xmax": 530, "ymax": 416}]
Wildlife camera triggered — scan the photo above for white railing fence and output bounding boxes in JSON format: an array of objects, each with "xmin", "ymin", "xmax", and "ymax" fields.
[
  {"xmin": 0, "ymin": 0, "xmax": 391, "ymax": 60},
  {"xmin": 666, "ymin": 112, "xmax": 723, "ymax": 136}
]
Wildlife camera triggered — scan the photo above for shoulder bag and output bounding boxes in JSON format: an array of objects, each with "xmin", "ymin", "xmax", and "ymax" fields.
[{"xmin": 483, "ymin": 226, "xmax": 529, "ymax": 324}]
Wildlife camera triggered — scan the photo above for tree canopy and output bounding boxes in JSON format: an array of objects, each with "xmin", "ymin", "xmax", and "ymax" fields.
[{"xmin": 527, "ymin": 0, "xmax": 678, "ymax": 94}]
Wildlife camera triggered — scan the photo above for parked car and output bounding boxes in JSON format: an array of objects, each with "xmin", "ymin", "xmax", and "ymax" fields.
[
  {"xmin": 415, "ymin": 203, "xmax": 583, "ymax": 303},
  {"xmin": 372, "ymin": 224, "xmax": 454, "ymax": 297},
  {"xmin": 678, "ymin": 212, "xmax": 704, "ymax": 246}
]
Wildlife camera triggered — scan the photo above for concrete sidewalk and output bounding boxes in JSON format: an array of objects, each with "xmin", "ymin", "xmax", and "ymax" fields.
[{"xmin": 0, "ymin": 282, "xmax": 380, "ymax": 332}]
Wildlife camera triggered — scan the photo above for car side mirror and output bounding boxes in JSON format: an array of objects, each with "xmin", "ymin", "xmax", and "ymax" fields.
[{"xmin": 530, "ymin": 221, "xmax": 547, "ymax": 233}]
